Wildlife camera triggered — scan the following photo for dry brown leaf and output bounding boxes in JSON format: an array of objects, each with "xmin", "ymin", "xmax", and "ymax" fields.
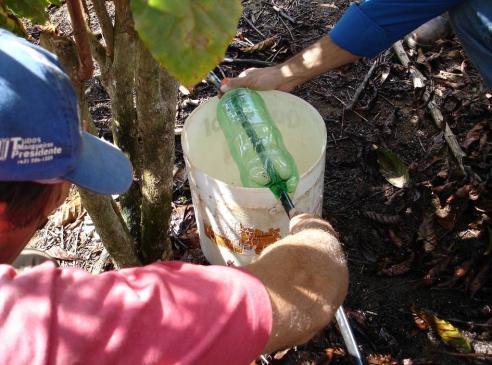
[
  {"xmin": 426, "ymin": 49, "xmax": 443, "ymax": 62},
  {"xmin": 367, "ymin": 354, "xmax": 398, "ymax": 365},
  {"xmin": 240, "ymin": 36, "xmax": 277, "ymax": 53},
  {"xmin": 375, "ymin": 146, "xmax": 410, "ymax": 188},
  {"xmin": 323, "ymin": 347, "xmax": 345, "ymax": 363},
  {"xmin": 423, "ymin": 256, "xmax": 452, "ymax": 285},
  {"xmin": 418, "ymin": 212, "xmax": 438, "ymax": 252},
  {"xmin": 411, "ymin": 306, "xmax": 430, "ymax": 331},
  {"xmin": 455, "ymin": 265, "xmax": 471, "ymax": 282},
  {"xmin": 45, "ymin": 246, "xmax": 80, "ymax": 261},
  {"xmin": 431, "ymin": 195, "xmax": 451, "ymax": 219},
  {"xmin": 463, "ymin": 121, "xmax": 487, "ymax": 150},
  {"xmin": 431, "ymin": 182, "xmax": 455, "ymax": 194},
  {"xmin": 446, "ymin": 49, "xmax": 461, "ymax": 58},
  {"xmin": 55, "ymin": 194, "xmax": 82, "ymax": 227},
  {"xmin": 455, "ymin": 184, "xmax": 473, "ymax": 198},
  {"xmin": 388, "ymin": 229, "xmax": 404, "ymax": 247},
  {"xmin": 380, "ymin": 252, "xmax": 415, "ymax": 276},
  {"xmin": 380, "ymin": 65, "xmax": 391, "ymax": 84}
]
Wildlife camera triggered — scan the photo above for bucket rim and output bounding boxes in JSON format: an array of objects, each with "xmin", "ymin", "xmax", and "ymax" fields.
[{"xmin": 181, "ymin": 90, "xmax": 327, "ymax": 195}]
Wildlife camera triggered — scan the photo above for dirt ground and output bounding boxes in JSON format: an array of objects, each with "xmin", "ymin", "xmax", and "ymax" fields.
[{"xmin": 29, "ymin": 1, "xmax": 492, "ymax": 364}]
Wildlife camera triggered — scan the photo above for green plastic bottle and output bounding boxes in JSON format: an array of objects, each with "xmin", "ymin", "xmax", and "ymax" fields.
[{"xmin": 216, "ymin": 88, "xmax": 299, "ymax": 198}]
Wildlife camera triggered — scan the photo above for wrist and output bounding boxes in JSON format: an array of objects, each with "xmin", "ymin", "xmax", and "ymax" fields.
[{"xmin": 273, "ymin": 63, "xmax": 308, "ymax": 91}]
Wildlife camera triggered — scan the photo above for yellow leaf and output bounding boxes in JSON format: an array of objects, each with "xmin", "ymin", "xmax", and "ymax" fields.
[{"xmin": 420, "ymin": 311, "xmax": 473, "ymax": 353}]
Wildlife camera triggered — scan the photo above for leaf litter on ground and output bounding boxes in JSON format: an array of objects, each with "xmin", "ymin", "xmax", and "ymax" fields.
[{"xmin": 374, "ymin": 145, "xmax": 410, "ymax": 189}]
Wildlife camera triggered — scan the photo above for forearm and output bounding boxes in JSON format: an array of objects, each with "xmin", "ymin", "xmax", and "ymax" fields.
[
  {"xmin": 245, "ymin": 226, "xmax": 348, "ymax": 353},
  {"xmin": 276, "ymin": 35, "xmax": 359, "ymax": 88}
]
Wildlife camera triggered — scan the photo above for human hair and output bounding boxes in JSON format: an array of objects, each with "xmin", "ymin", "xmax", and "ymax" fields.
[{"xmin": 0, "ymin": 181, "xmax": 63, "ymax": 228}]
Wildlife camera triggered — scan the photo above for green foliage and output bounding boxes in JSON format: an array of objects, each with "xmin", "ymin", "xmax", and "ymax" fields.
[
  {"xmin": 131, "ymin": 0, "xmax": 242, "ymax": 87},
  {"xmin": 4, "ymin": 0, "xmax": 60, "ymax": 24},
  {"xmin": 0, "ymin": 1, "xmax": 25, "ymax": 35},
  {"xmin": 375, "ymin": 145, "xmax": 410, "ymax": 188}
]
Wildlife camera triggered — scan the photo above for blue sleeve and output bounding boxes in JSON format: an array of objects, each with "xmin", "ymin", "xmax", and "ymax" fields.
[{"xmin": 329, "ymin": 0, "xmax": 466, "ymax": 57}]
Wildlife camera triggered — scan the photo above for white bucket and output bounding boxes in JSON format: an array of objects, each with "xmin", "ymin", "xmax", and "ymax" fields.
[{"xmin": 181, "ymin": 91, "xmax": 327, "ymax": 266}]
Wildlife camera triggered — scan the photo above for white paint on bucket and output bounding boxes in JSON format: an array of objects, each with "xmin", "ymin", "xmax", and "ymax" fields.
[{"xmin": 182, "ymin": 91, "xmax": 327, "ymax": 266}]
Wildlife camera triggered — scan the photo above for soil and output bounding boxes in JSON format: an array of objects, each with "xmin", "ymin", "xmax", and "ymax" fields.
[{"xmin": 27, "ymin": 0, "xmax": 492, "ymax": 364}]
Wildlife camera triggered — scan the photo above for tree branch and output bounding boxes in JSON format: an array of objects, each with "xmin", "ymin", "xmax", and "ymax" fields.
[
  {"xmin": 91, "ymin": 0, "xmax": 114, "ymax": 60},
  {"xmin": 66, "ymin": 0, "xmax": 94, "ymax": 81},
  {"xmin": 88, "ymin": 32, "xmax": 110, "ymax": 82}
]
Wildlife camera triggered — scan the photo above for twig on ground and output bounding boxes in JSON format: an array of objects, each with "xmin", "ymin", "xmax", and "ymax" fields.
[
  {"xmin": 91, "ymin": 248, "xmax": 111, "ymax": 274},
  {"xmin": 432, "ymin": 351, "xmax": 492, "ymax": 359},
  {"xmin": 268, "ymin": 2, "xmax": 297, "ymax": 24},
  {"xmin": 445, "ymin": 317, "xmax": 492, "ymax": 328},
  {"xmin": 312, "ymin": 90, "xmax": 369, "ymax": 122},
  {"xmin": 242, "ymin": 16, "xmax": 265, "ymax": 38},
  {"xmin": 266, "ymin": 47, "xmax": 283, "ymax": 63},
  {"xmin": 222, "ymin": 57, "xmax": 274, "ymax": 67},
  {"xmin": 327, "ymin": 136, "xmax": 349, "ymax": 146},
  {"xmin": 392, "ymin": 41, "xmax": 425, "ymax": 88},
  {"xmin": 392, "ymin": 41, "xmax": 466, "ymax": 174},
  {"xmin": 278, "ymin": 14, "xmax": 295, "ymax": 41},
  {"xmin": 347, "ymin": 58, "xmax": 379, "ymax": 110}
]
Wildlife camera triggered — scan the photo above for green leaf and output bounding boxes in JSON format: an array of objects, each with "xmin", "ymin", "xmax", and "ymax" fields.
[
  {"xmin": 430, "ymin": 314, "xmax": 473, "ymax": 353},
  {"xmin": 4, "ymin": 0, "xmax": 59, "ymax": 24},
  {"xmin": 131, "ymin": 0, "xmax": 242, "ymax": 88},
  {"xmin": 375, "ymin": 146, "xmax": 410, "ymax": 188},
  {"xmin": 0, "ymin": 1, "xmax": 26, "ymax": 36}
]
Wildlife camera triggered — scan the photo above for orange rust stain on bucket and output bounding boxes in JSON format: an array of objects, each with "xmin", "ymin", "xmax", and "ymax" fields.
[
  {"xmin": 204, "ymin": 224, "xmax": 243, "ymax": 254},
  {"xmin": 239, "ymin": 225, "xmax": 281, "ymax": 254},
  {"xmin": 204, "ymin": 223, "xmax": 280, "ymax": 255}
]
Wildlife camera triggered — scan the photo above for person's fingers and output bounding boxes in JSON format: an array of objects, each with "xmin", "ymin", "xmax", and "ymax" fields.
[
  {"xmin": 289, "ymin": 214, "xmax": 338, "ymax": 238},
  {"xmin": 289, "ymin": 213, "xmax": 315, "ymax": 233},
  {"xmin": 220, "ymin": 68, "xmax": 259, "ymax": 92}
]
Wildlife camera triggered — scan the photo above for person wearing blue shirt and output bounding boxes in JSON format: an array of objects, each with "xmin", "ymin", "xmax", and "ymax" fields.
[{"xmin": 221, "ymin": 0, "xmax": 491, "ymax": 92}]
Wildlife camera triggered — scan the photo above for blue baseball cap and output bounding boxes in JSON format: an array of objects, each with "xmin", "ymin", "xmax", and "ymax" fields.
[{"xmin": 0, "ymin": 30, "xmax": 133, "ymax": 194}]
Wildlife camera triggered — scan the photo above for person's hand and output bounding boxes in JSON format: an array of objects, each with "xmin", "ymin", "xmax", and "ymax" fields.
[
  {"xmin": 289, "ymin": 213, "xmax": 338, "ymax": 238},
  {"xmin": 220, "ymin": 65, "xmax": 301, "ymax": 93}
]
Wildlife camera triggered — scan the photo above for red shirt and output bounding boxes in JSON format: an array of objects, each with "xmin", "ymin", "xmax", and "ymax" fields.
[{"xmin": 0, "ymin": 261, "xmax": 272, "ymax": 364}]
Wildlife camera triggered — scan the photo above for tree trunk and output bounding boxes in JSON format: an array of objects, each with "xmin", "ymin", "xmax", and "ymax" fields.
[
  {"xmin": 105, "ymin": 3, "xmax": 144, "ymax": 244},
  {"xmin": 135, "ymin": 40, "xmax": 177, "ymax": 263},
  {"xmin": 40, "ymin": 30, "xmax": 140, "ymax": 268}
]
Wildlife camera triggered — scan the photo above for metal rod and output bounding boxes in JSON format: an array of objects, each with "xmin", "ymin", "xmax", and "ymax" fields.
[{"xmin": 336, "ymin": 306, "xmax": 364, "ymax": 365}]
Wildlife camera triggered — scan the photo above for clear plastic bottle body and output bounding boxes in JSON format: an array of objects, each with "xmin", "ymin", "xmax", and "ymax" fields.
[{"xmin": 216, "ymin": 88, "xmax": 299, "ymax": 198}]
